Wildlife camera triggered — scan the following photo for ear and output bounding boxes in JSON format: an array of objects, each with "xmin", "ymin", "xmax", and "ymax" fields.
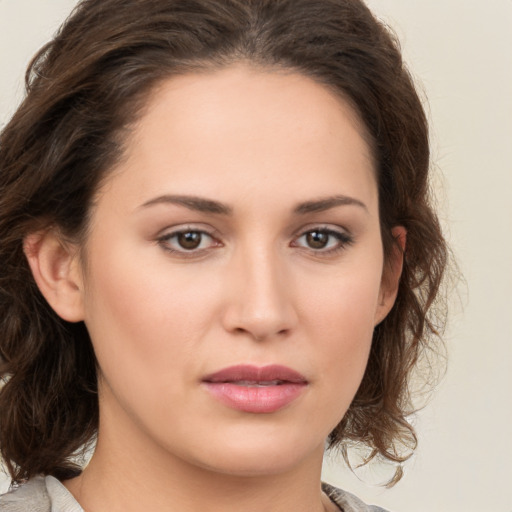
[
  {"xmin": 374, "ymin": 226, "xmax": 406, "ymax": 326},
  {"xmin": 23, "ymin": 230, "xmax": 85, "ymax": 322}
]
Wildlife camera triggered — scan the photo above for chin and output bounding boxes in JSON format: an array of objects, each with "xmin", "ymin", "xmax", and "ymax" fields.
[
  {"xmin": 186, "ymin": 428, "xmax": 324, "ymax": 478},
  {"xmin": 195, "ymin": 452, "xmax": 308, "ymax": 478}
]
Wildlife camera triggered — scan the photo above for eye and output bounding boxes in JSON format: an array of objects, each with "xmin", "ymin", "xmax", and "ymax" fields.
[
  {"xmin": 157, "ymin": 228, "xmax": 219, "ymax": 254},
  {"xmin": 293, "ymin": 228, "xmax": 353, "ymax": 253}
]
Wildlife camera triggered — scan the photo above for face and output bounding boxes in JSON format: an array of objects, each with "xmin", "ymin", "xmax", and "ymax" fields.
[{"xmin": 72, "ymin": 65, "xmax": 398, "ymax": 477}]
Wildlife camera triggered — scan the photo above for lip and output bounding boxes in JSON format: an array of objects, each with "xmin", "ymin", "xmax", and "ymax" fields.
[{"xmin": 202, "ymin": 364, "xmax": 308, "ymax": 414}]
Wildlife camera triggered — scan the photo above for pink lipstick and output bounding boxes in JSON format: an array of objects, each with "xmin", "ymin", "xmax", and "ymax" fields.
[{"xmin": 202, "ymin": 365, "xmax": 307, "ymax": 413}]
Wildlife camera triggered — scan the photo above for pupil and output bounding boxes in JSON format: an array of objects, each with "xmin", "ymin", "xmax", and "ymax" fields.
[
  {"xmin": 306, "ymin": 231, "xmax": 328, "ymax": 249},
  {"xmin": 178, "ymin": 232, "xmax": 202, "ymax": 250}
]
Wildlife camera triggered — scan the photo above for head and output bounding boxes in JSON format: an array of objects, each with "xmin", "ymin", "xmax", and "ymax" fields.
[{"xmin": 0, "ymin": 0, "xmax": 447, "ymax": 484}]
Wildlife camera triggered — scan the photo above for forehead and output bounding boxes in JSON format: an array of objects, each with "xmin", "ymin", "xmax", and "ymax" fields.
[{"xmin": 96, "ymin": 64, "xmax": 377, "ymax": 215}]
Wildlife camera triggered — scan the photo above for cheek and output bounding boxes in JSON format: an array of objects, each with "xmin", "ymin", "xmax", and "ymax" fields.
[
  {"xmin": 319, "ymin": 286, "xmax": 376, "ymax": 372},
  {"xmin": 80, "ymin": 253, "xmax": 221, "ymax": 439},
  {"xmin": 300, "ymin": 256, "xmax": 382, "ymax": 341},
  {"xmin": 85, "ymin": 231, "xmax": 217, "ymax": 327},
  {"xmin": 298, "ymin": 263, "xmax": 382, "ymax": 410},
  {"xmin": 81, "ymin": 244, "xmax": 214, "ymax": 387}
]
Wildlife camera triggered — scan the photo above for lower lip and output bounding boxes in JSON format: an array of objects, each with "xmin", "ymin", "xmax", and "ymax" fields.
[{"xmin": 203, "ymin": 382, "xmax": 307, "ymax": 413}]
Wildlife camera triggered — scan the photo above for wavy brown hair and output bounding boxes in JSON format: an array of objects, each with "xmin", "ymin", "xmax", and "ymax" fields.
[{"xmin": 0, "ymin": 0, "xmax": 448, "ymax": 484}]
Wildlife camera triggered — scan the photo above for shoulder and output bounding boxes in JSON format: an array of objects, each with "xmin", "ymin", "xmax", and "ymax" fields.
[
  {"xmin": 0, "ymin": 476, "xmax": 50, "ymax": 512},
  {"xmin": 1, "ymin": 477, "xmax": 388, "ymax": 512},
  {"xmin": 0, "ymin": 475, "xmax": 82, "ymax": 512},
  {"xmin": 322, "ymin": 482, "xmax": 390, "ymax": 512}
]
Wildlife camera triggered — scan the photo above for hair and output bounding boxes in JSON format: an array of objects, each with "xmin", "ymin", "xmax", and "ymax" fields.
[{"xmin": 0, "ymin": 0, "xmax": 448, "ymax": 484}]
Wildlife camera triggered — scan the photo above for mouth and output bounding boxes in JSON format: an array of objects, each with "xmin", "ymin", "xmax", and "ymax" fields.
[
  {"xmin": 226, "ymin": 380, "xmax": 289, "ymax": 387},
  {"xmin": 202, "ymin": 365, "xmax": 308, "ymax": 414}
]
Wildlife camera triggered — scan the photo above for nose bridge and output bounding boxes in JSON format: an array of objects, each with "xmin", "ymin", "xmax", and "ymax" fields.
[{"xmin": 223, "ymin": 238, "xmax": 296, "ymax": 340}]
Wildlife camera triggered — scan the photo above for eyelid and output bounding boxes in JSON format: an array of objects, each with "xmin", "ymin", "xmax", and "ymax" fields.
[
  {"xmin": 156, "ymin": 224, "xmax": 223, "ymax": 256},
  {"xmin": 154, "ymin": 223, "xmax": 354, "ymax": 259},
  {"xmin": 291, "ymin": 225, "xmax": 354, "ymax": 254}
]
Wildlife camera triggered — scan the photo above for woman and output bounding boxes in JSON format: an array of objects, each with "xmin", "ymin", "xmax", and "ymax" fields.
[{"xmin": 0, "ymin": 0, "xmax": 448, "ymax": 511}]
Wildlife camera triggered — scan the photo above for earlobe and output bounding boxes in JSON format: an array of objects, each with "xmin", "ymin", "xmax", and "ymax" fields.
[
  {"xmin": 374, "ymin": 226, "xmax": 407, "ymax": 325},
  {"xmin": 23, "ymin": 230, "xmax": 85, "ymax": 322}
]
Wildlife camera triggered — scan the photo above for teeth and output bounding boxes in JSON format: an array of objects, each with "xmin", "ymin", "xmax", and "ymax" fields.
[{"xmin": 234, "ymin": 380, "xmax": 282, "ymax": 387}]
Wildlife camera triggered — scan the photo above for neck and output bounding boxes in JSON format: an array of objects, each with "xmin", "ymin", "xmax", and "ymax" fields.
[
  {"xmin": 66, "ymin": 445, "xmax": 331, "ymax": 512},
  {"xmin": 64, "ymin": 403, "xmax": 333, "ymax": 512}
]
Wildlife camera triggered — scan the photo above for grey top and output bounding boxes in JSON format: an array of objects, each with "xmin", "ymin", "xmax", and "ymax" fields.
[
  {"xmin": 0, "ymin": 476, "xmax": 82, "ymax": 512},
  {"xmin": 0, "ymin": 476, "xmax": 388, "ymax": 512}
]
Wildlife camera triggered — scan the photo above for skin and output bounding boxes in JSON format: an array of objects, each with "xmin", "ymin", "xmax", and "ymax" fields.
[{"xmin": 26, "ymin": 64, "xmax": 403, "ymax": 512}]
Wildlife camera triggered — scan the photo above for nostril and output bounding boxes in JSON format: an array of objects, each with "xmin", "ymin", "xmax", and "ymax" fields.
[
  {"xmin": 232, "ymin": 326, "xmax": 291, "ymax": 342},
  {"xmin": 233, "ymin": 327, "xmax": 264, "ymax": 342}
]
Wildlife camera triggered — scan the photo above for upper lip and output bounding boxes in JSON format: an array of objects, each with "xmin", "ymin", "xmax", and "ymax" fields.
[{"xmin": 202, "ymin": 364, "xmax": 307, "ymax": 384}]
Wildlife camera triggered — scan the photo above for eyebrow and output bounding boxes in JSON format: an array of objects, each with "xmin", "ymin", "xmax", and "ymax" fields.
[
  {"xmin": 294, "ymin": 195, "xmax": 368, "ymax": 214},
  {"xmin": 139, "ymin": 193, "xmax": 367, "ymax": 215},
  {"xmin": 139, "ymin": 195, "xmax": 232, "ymax": 215}
]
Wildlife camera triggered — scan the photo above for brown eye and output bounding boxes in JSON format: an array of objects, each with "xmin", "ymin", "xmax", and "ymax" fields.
[
  {"xmin": 305, "ymin": 231, "xmax": 329, "ymax": 249},
  {"xmin": 158, "ymin": 229, "xmax": 218, "ymax": 254},
  {"xmin": 293, "ymin": 228, "xmax": 354, "ymax": 254},
  {"xmin": 177, "ymin": 231, "xmax": 203, "ymax": 250}
]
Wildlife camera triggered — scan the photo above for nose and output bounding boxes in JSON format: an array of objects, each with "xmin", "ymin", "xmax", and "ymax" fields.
[{"xmin": 221, "ymin": 245, "xmax": 298, "ymax": 342}]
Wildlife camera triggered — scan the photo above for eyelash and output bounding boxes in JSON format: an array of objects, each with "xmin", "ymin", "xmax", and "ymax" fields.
[
  {"xmin": 291, "ymin": 228, "xmax": 354, "ymax": 256},
  {"xmin": 156, "ymin": 226, "xmax": 354, "ymax": 258},
  {"xmin": 156, "ymin": 227, "xmax": 220, "ymax": 257}
]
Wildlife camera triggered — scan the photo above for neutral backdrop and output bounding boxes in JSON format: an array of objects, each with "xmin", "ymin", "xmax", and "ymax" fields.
[{"xmin": 1, "ymin": 1, "xmax": 511, "ymax": 511}]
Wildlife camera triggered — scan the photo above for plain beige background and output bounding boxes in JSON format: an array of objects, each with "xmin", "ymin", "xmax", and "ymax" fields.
[{"xmin": 1, "ymin": 1, "xmax": 511, "ymax": 511}]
